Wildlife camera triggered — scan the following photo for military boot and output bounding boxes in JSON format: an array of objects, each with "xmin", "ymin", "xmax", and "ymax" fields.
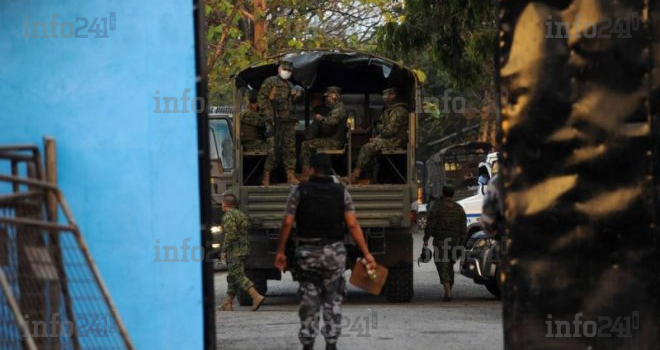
[
  {"xmin": 325, "ymin": 342, "xmax": 337, "ymax": 350},
  {"xmin": 261, "ymin": 170, "xmax": 270, "ymax": 186},
  {"xmin": 300, "ymin": 165, "xmax": 311, "ymax": 182},
  {"xmin": 247, "ymin": 286, "xmax": 265, "ymax": 311},
  {"xmin": 217, "ymin": 293, "xmax": 234, "ymax": 311},
  {"xmin": 302, "ymin": 344, "xmax": 314, "ymax": 350},
  {"xmin": 287, "ymin": 169, "xmax": 300, "ymax": 184}
]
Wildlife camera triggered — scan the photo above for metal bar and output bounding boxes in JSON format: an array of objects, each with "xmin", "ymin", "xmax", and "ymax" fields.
[
  {"xmin": 0, "ymin": 267, "xmax": 39, "ymax": 350},
  {"xmin": 0, "ymin": 145, "xmax": 40, "ymax": 152},
  {"xmin": 0, "ymin": 191, "xmax": 44, "ymax": 203},
  {"xmin": 348, "ymin": 128, "xmax": 353, "ymax": 184},
  {"xmin": 0, "ymin": 154, "xmax": 38, "ymax": 162},
  {"xmin": 384, "ymin": 155, "xmax": 406, "ymax": 183},
  {"xmin": 44, "ymin": 137, "xmax": 80, "ymax": 350},
  {"xmin": 0, "ymin": 174, "xmax": 59, "ymax": 190},
  {"xmin": 70, "ymin": 226, "xmax": 137, "ymax": 350},
  {"xmin": 0, "ymin": 216, "xmax": 75, "ymax": 232},
  {"xmin": 10, "ymin": 160, "xmax": 20, "ymax": 193},
  {"xmin": 244, "ymin": 156, "xmax": 265, "ymax": 184}
]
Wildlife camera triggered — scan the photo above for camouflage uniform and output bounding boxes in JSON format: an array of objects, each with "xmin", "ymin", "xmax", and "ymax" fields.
[
  {"xmin": 258, "ymin": 75, "xmax": 299, "ymax": 171},
  {"xmin": 423, "ymin": 199, "xmax": 467, "ymax": 285},
  {"xmin": 221, "ymin": 207, "xmax": 253, "ymax": 295},
  {"xmin": 355, "ymin": 101, "xmax": 409, "ymax": 170},
  {"xmin": 240, "ymin": 108, "xmax": 275, "ymax": 171},
  {"xmin": 300, "ymin": 100, "xmax": 347, "ymax": 167},
  {"xmin": 284, "ymin": 178, "xmax": 356, "ymax": 346},
  {"xmin": 296, "ymin": 241, "xmax": 347, "ymax": 344}
]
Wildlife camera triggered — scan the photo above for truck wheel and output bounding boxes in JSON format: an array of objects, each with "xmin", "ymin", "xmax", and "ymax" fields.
[
  {"xmin": 237, "ymin": 269, "xmax": 268, "ymax": 306},
  {"xmin": 384, "ymin": 265, "xmax": 414, "ymax": 302},
  {"xmin": 417, "ymin": 215, "xmax": 428, "ymax": 230}
]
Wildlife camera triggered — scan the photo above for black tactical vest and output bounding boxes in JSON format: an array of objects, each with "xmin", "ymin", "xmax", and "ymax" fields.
[{"xmin": 295, "ymin": 176, "xmax": 345, "ymax": 242}]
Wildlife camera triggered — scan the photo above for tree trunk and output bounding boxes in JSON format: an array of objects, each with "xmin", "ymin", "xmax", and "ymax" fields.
[{"xmin": 253, "ymin": 0, "xmax": 267, "ymax": 57}]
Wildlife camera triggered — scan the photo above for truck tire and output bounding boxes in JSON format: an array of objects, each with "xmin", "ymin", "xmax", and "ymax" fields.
[
  {"xmin": 417, "ymin": 214, "xmax": 428, "ymax": 230},
  {"xmin": 384, "ymin": 265, "xmax": 414, "ymax": 302},
  {"xmin": 237, "ymin": 269, "xmax": 268, "ymax": 306},
  {"xmin": 485, "ymin": 266, "xmax": 502, "ymax": 299}
]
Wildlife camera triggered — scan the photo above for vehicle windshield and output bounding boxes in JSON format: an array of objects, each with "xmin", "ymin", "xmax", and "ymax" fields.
[{"xmin": 209, "ymin": 118, "xmax": 234, "ymax": 170}]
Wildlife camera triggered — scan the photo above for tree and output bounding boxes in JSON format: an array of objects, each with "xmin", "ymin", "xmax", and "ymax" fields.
[
  {"xmin": 205, "ymin": 0, "xmax": 394, "ymax": 105},
  {"xmin": 375, "ymin": 0, "xmax": 498, "ymax": 153},
  {"xmin": 376, "ymin": 0, "xmax": 497, "ymax": 89}
]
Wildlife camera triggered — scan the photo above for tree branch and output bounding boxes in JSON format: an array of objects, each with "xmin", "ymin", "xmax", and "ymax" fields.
[{"xmin": 208, "ymin": 0, "xmax": 243, "ymax": 71}]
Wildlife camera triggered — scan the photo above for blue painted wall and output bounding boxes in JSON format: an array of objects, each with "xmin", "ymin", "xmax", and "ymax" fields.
[{"xmin": 0, "ymin": 1, "xmax": 203, "ymax": 349}]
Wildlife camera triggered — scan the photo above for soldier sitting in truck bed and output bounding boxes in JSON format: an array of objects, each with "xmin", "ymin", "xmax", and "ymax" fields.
[
  {"xmin": 300, "ymin": 86, "xmax": 348, "ymax": 181},
  {"xmin": 240, "ymin": 90, "xmax": 275, "ymax": 184},
  {"xmin": 346, "ymin": 87, "xmax": 409, "ymax": 183}
]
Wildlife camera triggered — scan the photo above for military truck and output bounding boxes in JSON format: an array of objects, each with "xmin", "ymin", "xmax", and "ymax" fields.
[
  {"xmin": 230, "ymin": 50, "xmax": 422, "ymax": 303},
  {"xmin": 208, "ymin": 107, "xmax": 234, "ymax": 223}
]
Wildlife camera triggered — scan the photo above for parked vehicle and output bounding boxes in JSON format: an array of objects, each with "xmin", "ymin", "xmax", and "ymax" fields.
[
  {"xmin": 456, "ymin": 152, "xmax": 501, "ymax": 297},
  {"xmin": 415, "ymin": 142, "xmax": 493, "ymax": 229},
  {"xmin": 208, "ymin": 107, "xmax": 234, "ymax": 271},
  {"xmin": 231, "ymin": 50, "xmax": 423, "ymax": 304}
]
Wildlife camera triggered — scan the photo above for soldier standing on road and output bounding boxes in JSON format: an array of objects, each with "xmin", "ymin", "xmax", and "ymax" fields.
[
  {"xmin": 217, "ymin": 194, "xmax": 265, "ymax": 311},
  {"xmin": 274, "ymin": 153, "xmax": 376, "ymax": 350},
  {"xmin": 346, "ymin": 87, "xmax": 409, "ymax": 183},
  {"xmin": 258, "ymin": 60, "xmax": 304, "ymax": 185},
  {"xmin": 240, "ymin": 90, "xmax": 274, "ymax": 173},
  {"xmin": 423, "ymin": 185, "xmax": 467, "ymax": 301},
  {"xmin": 300, "ymin": 86, "xmax": 348, "ymax": 181}
]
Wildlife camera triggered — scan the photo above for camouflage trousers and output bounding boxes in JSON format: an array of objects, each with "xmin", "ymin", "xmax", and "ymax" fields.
[
  {"xmin": 226, "ymin": 256, "xmax": 253, "ymax": 295},
  {"xmin": 355, "ymin": 137, "xmax": 404, "ymax": 170},
  {"xmin": 295, "ymin": 241, "xmax": 347, "ymax": 346},
  {"xmin": 300, "ymin": 138, "xmax": 343, "ymax": 167},
  {"xmin": 432, "ymin": 244, "xmax": 456, "ymax": 285},
  {"xmin": 275, "ymin": 122, "xmax": 297, "ymax": 171},
  {"xmin": 243, "ymin": 138, "xmax": 275, "ymax": 171}
]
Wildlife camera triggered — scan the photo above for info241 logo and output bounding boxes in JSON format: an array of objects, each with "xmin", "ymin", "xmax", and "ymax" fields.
[{"xmin": 23, "ymin": 13, "xmax": 116, "ymax": 39}]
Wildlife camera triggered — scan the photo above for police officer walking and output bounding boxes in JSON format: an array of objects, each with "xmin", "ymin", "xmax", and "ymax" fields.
[
  {"xmin": 258, "ymin": 60, "xmax": 304, "ymax": 185},
  {"xmin": 422, "ymin": 185, "xmax": 467, "ymax": 301},
  {"xmin": 217, "ymin": 194, "xmax": 265, "ymax": 311},
  {"xmin": 274, "ymin": 153, "xmax": 376, "ymax": 350}
]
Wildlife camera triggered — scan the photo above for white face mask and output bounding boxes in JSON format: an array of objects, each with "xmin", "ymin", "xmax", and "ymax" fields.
[{"xmin": 279, "ymin": 70, "xmax": 292, "ymax": 80}]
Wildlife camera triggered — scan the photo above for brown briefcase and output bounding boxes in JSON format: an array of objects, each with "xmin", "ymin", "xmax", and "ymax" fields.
[{"xmin": 349, "ymin": 259, "xmax": 389, "ymax": 295}]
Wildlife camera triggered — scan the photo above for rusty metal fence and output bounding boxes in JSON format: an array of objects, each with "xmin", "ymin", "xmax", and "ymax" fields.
[{"xmin": 0, "ymin": 144, "xmax": 134, "ymax": 350}]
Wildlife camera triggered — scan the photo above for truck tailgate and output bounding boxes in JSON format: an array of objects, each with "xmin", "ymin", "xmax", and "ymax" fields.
[{"xmin": 240, "ymin": 184, "xmax": 412, "ymax": 229}]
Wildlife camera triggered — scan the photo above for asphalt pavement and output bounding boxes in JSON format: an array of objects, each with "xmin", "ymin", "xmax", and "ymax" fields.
[{"xmin": 215, "ymin": 231, "xmax": 503, "ymax": 350}]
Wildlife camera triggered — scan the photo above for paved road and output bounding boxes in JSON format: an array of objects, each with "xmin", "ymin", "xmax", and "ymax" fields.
[{"xmin": 215, "ymin": 231, "xmax": 503, "ymax": 350}]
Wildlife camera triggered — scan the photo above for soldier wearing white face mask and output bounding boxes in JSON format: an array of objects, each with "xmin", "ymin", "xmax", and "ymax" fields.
[{"xmin": 258, "ymin": 60, "xmax": 304, "ymax": 185}]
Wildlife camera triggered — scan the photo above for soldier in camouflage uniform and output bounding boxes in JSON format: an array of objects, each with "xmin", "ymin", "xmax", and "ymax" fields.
[
  {"xmin": 347, "ymin": 87, "xmax": 409, "ymax": 182},
  {"xmin": 423, "ymin": 185, "xmax": 467, "ymax": 301},
  {"xmin": 217, "ymin": 194, "xmax": 265, "ymax": 311},
  {"xmin": 241, "ymin": 90, "xmax": 275, "ymax": 171},
  {"xmin": 258, "ymin": 60, "xmax": 304, "ymax": 185},
  {"xmin": 300, "ymin": 86, "xmax": 348, "ymax": 181},
  {"xmin": 274, "ymin": 153, "xmax": 376, "ymax": 350}
]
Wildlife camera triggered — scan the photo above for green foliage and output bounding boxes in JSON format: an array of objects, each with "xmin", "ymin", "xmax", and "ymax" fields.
[
  {"xmin": 205, "ymin": 0, "xmax": 392, "ymax": 105},
  {"xmin": 376, "ymin": 0, "xmax": 496, "ymax": 89}
]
